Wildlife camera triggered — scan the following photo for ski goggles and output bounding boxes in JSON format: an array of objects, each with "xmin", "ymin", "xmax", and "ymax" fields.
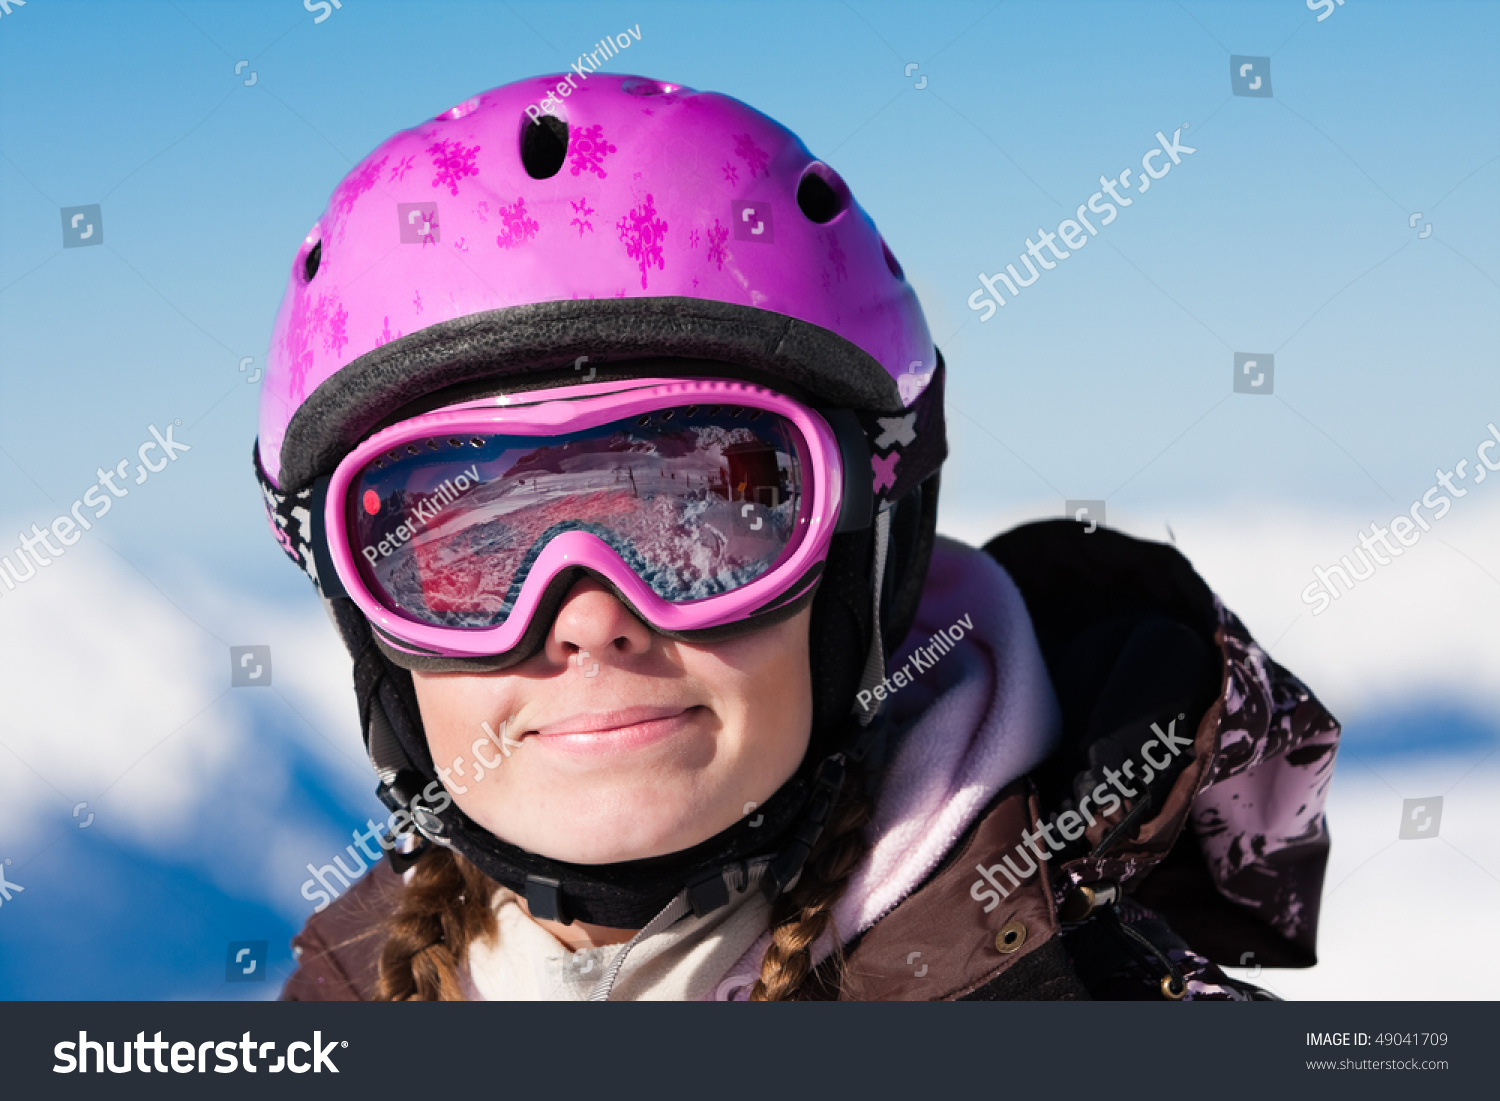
[{"xmin": 318, "ymin": 377, "xmax": 872, "ymax": 661}]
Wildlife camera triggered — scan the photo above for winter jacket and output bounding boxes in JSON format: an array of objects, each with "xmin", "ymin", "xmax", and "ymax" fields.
[{"xmin": 281, "ymin": 520, "xmax": 1340, "ymax": 1001}]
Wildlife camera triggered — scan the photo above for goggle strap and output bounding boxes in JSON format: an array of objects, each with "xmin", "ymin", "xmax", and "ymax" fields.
[
  {"xmin": 366, "ymin": 693, "xmax": 410, "ymax": 790},
  {"xmin": 852, "ymin": 504, "xmax": 894, "ymax": 726},
  {"xmin": 307, "ymin": 475, "xmax": 348, "ymax": 601},
  {"xmin": 254, "ymin": 441, "xmax": 320, "ymax": 590},
  {"xmin": 825, "ymin": 407, "xmax": 873, "ymax": 533}
]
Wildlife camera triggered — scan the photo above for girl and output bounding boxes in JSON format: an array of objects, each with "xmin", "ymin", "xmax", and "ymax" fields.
[{"xmin": 259, "ymin": 74, "xmax": 1340, "ymax": 1001}]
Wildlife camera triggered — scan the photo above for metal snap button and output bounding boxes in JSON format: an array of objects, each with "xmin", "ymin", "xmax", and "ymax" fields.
[
  {"xmin": 994, "ymin": 921, "xmax": 1027, "ymax": 954},
  {"xmin": 1058, "ymin": 885, "xmax": 1096, "ymax": 924},
  {"xmin": 411, "ymin": 802, "xmax": 447, "ymax": 839}
]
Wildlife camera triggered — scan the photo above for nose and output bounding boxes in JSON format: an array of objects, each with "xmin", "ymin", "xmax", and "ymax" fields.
[{"xmin": 546, "ymin": 575, "xmax": 653, "ymax": 668}]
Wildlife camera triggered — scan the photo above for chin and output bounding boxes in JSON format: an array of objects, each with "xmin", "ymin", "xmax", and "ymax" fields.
[{"xmin": 507, "ymin": 791, "xmax": 728, "ymax": 865}]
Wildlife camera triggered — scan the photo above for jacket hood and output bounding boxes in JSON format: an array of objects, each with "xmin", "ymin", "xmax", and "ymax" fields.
[{"xmin": 714, "ymin": 535, "xmax": 1063, "ymax": 997}]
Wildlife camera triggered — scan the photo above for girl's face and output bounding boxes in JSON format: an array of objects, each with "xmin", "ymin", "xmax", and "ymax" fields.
[{"xmin": 412, "ymin": 577, "xmax": 813, "ymax": 865}]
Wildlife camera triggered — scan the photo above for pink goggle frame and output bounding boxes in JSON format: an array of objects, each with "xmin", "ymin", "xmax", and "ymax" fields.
[{"xmin": 322, "ymin": 377, "xmax": 854, "ymax": 660}]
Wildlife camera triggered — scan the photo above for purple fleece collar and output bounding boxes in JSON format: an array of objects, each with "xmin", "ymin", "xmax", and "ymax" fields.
[{"xmin": 712, "ymin": 536, "xmax": 1061, "ymax": 998}]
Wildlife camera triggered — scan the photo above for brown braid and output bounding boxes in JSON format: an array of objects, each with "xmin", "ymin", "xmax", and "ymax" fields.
[
  {"xmin": 374, "ymin": 847, "xmax": 498, "ymax": 1001},
  {"xmin": 749, "ymin": 760, "xmax": 874, "ymax": 1001}
]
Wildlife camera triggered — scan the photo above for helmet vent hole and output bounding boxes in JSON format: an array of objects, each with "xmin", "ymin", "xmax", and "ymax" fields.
[
  {"xmin": 796, "ymin": 165, "xmax": 848, "ymax": 224},
  {"xmin": 521, "ymin": 115, "xmax": 569, "ymax": 179},
  {"xmin": 621, "ymin": 78, "xmax": 680, "ymax": 97},
  {"xmin": 881, "ymin": 238, "xmax": 904, "ymax": 280},
  {"xmin": 302, "ymin": 241, "xmax": 322, "ymax": 283}
]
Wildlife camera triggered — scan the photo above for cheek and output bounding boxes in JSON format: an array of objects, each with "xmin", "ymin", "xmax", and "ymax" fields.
[
  {"xmin": 412, "ymin": 675, "xmax": 513, "ymax": 769},
  {"xmin": 405, "ymin": 606, "xmax": 817, "ymax": 860},
  {"xmin": 694, "ymin": 612, "xmax": 814, "ymax": 771}
]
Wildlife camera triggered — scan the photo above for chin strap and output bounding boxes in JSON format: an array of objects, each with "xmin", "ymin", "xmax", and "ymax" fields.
[
  {"xmin": 361, "ymin": 669, "xmax": 885, "ymax": 923},
  {"xmin": 760, "ymin": 753, "xmax": 848, "ymax": 903}
]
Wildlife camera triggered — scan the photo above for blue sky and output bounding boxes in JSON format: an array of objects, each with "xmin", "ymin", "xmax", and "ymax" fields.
[
  {"xmin": 1, "ymin": 0, "xmax": 1497, "ymax": 999},
  {"xmin": 1, "ymin": 0, "xmax": 1495, "ymax": 587}
]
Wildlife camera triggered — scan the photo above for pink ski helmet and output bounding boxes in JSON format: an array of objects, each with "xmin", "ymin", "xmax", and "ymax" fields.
[
  {"xmin": 257, "ymin": 73, "xmax": 942, "ymax": 496},
  {"xmin": 253, "ymin": 75, "xmax": 948, "ymax": 925}
]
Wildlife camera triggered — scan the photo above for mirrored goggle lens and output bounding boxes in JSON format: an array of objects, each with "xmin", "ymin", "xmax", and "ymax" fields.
[{"xmin": 348, "ymin": 405, "xmax": 806, "ymax": 629}]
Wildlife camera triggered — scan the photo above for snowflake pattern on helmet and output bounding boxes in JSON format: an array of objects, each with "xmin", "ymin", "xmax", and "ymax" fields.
[
  {"xmin": 331, "ymin": 156, "xmax": 388, "ymax": 241},
  {"xmin": 259, "ymin": 75, "xmax": 939, "ymax": 491},
  {"xmin": 282, "ymin": 290, "xmax": 350, "ymax": 405},
  {"xmin": 824, "ymin": 228, "xmax": 848, "ymax": 282},
  {"xmin": 428, "ymin": 139, "xmax": 481, "ymax": 196},
  {"xmin": 494, "ymin": 197, "xmax": 540, "ymax": 249},
  {"xmin": 569, "ymin": 124, "xmax": 617, "ymax": 180},
  {"xmin": 732, "ymin": 132, "xmax": 769, "ymax": 179},
  {"xmin": 569, "ymin": 198, "xmax": 595, "ymax": 237},
  {"xmin": 617, "ymin": 194, "xmax": 668, "ymax": 290},
  {"xmin": 388, "ymin": 154, "xmax": 416, "ymax": 183},
  {"xmin": 705, "ymin": 219, "xmax": 729, "ymax": 271},
  {"xmin": 320, "ymin": 297, "xmax": 349, "ymax": 357}
]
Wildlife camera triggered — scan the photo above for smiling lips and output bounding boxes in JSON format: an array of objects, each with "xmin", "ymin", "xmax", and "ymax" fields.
[{"xmin": 531, "ymin": 704, "xmax": 702, "ymax": 756}]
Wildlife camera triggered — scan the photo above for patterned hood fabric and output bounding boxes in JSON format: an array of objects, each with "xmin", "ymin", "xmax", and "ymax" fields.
[{"xmin": 1189, "ymin": 601, "xmax": 1340, "ymax": 948}]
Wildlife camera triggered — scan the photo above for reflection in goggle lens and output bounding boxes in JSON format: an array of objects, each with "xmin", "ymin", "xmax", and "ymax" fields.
[{"xmin": 349, "ymin": 406, "xmax": 805, "ymax": 628}]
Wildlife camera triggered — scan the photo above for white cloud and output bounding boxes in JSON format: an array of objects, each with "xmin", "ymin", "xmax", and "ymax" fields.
[
  {"xmin": 0, "ymin": 537, "xmax": 368, "ymax": 919},
  {"xmin": 1225, "ymin": 758, "xmax": 1500, "ymax": 1000},
  {"xmin": 941, "ymin": 499, "xmax": 1500, "ymax": 724}
]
